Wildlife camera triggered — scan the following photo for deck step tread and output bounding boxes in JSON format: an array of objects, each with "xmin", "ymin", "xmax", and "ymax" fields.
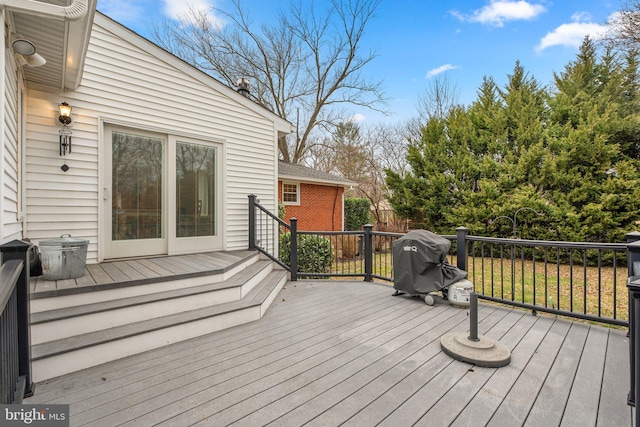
[
  {"xmin": 32, "ymin": 270, "xmax": 288, "ymax": 361},
  {"xmin": 31, "ymin": 251, "xmax": 259, "ymax": 299},
  {"xmin": 31, "ymin": 260, "xmax": 272, "ymax": 324}
]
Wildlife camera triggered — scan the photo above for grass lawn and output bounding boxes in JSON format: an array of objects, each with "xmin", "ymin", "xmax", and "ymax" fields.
[
  {"xmin": 467, "ymin": 255, "xmax": 628, "ymax": 322},
  {"xmin": 332, "ymin": 250, "xmax": 628, "ymax": 323}
]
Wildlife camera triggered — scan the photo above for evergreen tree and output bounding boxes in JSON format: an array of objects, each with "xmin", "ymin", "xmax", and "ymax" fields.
[
  {"xmin": 332, "ymin": 122, "xmax": 369, "ymax": 183},
  {"xmin": 548, "ymin": 38, "xmax": 640, "ymax": 241},
  {"xmin": 388, "ymin": 38, "xmax": 640, "ymax": 242}
]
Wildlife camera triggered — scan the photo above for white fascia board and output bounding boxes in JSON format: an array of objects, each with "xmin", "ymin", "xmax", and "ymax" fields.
[
  {"xmin": 65, "ymin": 1, "xmax": 97, "ymax": 89},
  {"xmin": 0, "ymin": 0, "xmax": 89, "ymax": 21},
  {"xmin": 278, "ymin": 174, "xmax": 357, "ymax": 188}
]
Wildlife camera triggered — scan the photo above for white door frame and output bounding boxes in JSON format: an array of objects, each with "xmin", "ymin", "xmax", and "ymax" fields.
[
  {"xmin": 168, "ymin": 135, "xmax": 223, "ymax": 255},
  {"xmin": 103, "ymin": 125, "xmax": 168, "ymax": 259},
  {"xmin": 101, "ymin": 123, "xmax": 224, "ymax": 260}
]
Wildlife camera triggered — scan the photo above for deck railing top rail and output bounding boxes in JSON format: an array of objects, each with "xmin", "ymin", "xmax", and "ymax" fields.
[
  {"xmin": 468, "ymin": 234, "xmax": 627, "ymax": 250},
  {"xmin": 248, "ymin": 195, "xmax": 633, "ymax": 327},
  {"xmin": 0, "ymin": 240, "xmax": 35, "ymax": 404},
  {"xmin": 0, "ymin": 260, "xmax": 22, "ymax": 313}
]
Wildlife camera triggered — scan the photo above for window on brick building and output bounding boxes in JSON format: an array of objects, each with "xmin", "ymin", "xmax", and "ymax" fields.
[{"xmin": 283, "ymin": 182, "xmax": 300, "ymax": 205}]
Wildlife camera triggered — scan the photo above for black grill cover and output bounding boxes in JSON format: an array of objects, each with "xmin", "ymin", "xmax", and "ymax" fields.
[{"xmin": 392, "ymin": 230, "xmax": 467, "ymax": 294}]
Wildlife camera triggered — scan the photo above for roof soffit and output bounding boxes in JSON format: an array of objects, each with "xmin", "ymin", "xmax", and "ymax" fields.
[{"xmin": 7, "ymin": 0, "xmax": 96, "ymax": 90}]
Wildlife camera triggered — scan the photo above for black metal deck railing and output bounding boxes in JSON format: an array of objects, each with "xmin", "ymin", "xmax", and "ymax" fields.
[
  {"xmin": 0, "ymin": 240, "xmax": 34, "ymax": 404},
  {"xmin": 249, "ymin": 195, "xmax": 634, "ymax": 327},
  {"xmin": 463, "ymin": 231, "xmax": 628, "ymax": 327}
]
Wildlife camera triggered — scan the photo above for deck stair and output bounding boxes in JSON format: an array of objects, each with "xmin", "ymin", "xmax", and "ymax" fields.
[{"xmin": 28, "ymin": 251, "xmax": 287, "ymax": 382}]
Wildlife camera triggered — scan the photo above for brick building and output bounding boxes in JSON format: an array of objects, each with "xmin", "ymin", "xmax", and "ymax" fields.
[{"xmin": 278, "ymin": 161, "xmax": 356, "ymax": 231}]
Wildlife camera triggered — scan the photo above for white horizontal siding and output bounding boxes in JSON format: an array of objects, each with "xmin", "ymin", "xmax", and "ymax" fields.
[
  {"xmin": 2, "ymin": 44, "xmax": 22, "ymax": 243},
  {"xmin": 24, "ymin": 15, "xmax": 280, "ymax": 261}
]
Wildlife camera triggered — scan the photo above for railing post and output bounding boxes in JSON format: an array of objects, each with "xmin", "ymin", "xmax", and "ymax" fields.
[
  {"xmin": 248, "ymin": 194, "xmax": 256, "ymax": 250},
  {"xmin": 627, "ymin": 232, "xmax": 640, "ymax": 413},
  {"xmin": 456, "ymin": 226, "xmax": 469, "ymax": 272},
  {"xmin": 363, "ymin": 224, "xmax": 373, "ymax": 282},
  {"xmin": 630, "ymin": 277, "xmax": 640, "ymax": 423},
  {"xmin": 628, "ymin": 232, "xmax": 640, "ymax": 276},
  {"xmin": 0, "ymin": 240, "xmax": 34, "ymax": 399},
  {"xmin": 290, "ymin": 218, "xmax": 298, "ymax": 282}
]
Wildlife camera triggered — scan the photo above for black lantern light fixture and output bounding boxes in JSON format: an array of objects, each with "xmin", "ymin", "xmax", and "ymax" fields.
[
  {"xmin": 58, "ymin": 102, "xmax": 72, "ymax": 124},
  {"xmin": 58, "ymin": 102, "xmax": 72, "ymax": 156}
]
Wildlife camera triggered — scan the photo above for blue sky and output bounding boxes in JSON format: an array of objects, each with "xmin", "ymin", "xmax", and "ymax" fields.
[{"xmin": 96, "ymin": 0, "xmax": 618, "ymax": 125}]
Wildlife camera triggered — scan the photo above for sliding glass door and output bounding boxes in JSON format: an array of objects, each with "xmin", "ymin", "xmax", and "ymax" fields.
[
  {"xmin": 104, "ymin": 127, "xmax": 222, "ymax": 259},
  {"xmin": 176, "ymin": 141, "xmax": 217, "ymax": 238}
]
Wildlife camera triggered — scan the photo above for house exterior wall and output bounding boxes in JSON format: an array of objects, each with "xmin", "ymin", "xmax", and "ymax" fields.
[
  {"xmin": 278, "ymin": 180, "xmax": 344, "ymax": 231},
  {"xmin": 1, "ymin": 25, "xmax": 23, "ymax": 244},
  {"xmin": 23, "ymin": 14, "xmax": 280, "ymax": 262}
]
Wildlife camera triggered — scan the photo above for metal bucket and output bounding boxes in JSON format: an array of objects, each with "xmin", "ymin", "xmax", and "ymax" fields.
[{"xmin": 39, "ymin": 234, "xmax": 88, "ymax": 280}]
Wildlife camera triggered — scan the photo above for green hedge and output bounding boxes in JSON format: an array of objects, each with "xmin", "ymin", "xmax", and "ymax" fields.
[
  {"xmin": 280, "ymin": 232, "xmax": 334, "ymax": 275},
  {"xmin": 345, "ymin": 198, "xmax": 371, "ymax": 230}
]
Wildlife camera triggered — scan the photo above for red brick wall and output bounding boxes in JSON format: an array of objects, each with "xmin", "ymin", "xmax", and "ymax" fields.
[{"xmin": 278, "ymin": 181, "xmax": 344, "ymax": 231}]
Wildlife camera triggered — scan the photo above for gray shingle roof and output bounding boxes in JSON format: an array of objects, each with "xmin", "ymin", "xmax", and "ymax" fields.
[{"xmin": 278, "ymin": 161, "xmax": 357, "ymax": 187}]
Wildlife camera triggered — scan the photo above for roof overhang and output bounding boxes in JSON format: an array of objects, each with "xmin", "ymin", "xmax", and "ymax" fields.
[
  {"xmin": 278, "ymin": 173, "xmax": 358, "ymax": 188},
  {"xmin": 3, "ymin": 0, "xmax": 97, "ymax": 90},
  {"xmin": 278, "ymin": 160, "xmax": 357, "ymax": 187}
]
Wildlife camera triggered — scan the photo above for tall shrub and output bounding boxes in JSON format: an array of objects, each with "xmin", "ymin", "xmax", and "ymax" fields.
[
  {"xmin": 345, "ymin": 198, "xmax": 371, "ymax": 230},
  {"xmin": 280, "ymin": 232, "xmax": 334, "ymax": 276}
]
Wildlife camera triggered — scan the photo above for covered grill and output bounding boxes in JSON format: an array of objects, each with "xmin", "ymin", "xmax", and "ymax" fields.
[{"xmin": 392, "ymin": 230, "xmax": 469, "ymax": 304}]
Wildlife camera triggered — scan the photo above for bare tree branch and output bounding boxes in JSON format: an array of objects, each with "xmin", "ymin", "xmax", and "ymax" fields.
[
  {"xmin": 150, "ymin": 0, "xmax": 386, "ymax": 163},
  {"xmin": 603, "ymin": 1, "xmax": 640, "ymax": 49}
]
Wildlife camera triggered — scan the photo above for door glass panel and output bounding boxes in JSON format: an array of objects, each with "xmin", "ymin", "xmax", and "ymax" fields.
[
  {"xmin": 112, "ymin": 131, "xmax": 164, "ymax": 240},
  {"xmin": 176, "ymin": 142, "xmax": 216, "ymax": 237}
]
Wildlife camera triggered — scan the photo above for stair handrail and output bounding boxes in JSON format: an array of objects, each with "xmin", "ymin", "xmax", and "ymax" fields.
[
  {"xmin": 0, "ymin": 240, "xmax": 34, "ymax": 403},
  {"xmin": 248, "ymin": 195, "xmax": 298, "ymax": 280}
]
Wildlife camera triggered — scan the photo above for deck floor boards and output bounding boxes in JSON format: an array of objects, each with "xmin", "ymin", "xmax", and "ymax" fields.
[
  {"xmin": 122, "ymin": 259, "xmax": 161, "ymax": 279},
  {"xmin": 109, "ymin": 260, "xmax": 146, "ymax": 281},
  {"xmin": 560, "ymin": 326, "xmax": 609, "ymax": 427},
  {"xmin": 31, "ymin": 250, "xmax": 254, "ymax": 294},
  {"xmin": 25, "ymin": 280, "xmax": 631, "ymax": 427},
  {"xmin": 311, "ymin": 309, "xmax": 518, "ymax": 427},
  {"xmin": 136, "ymin": 258, "xmax": 175, "ymax": 277},
  {"xmin": 84, "ymin": 264, "xmax": 113, "ymax": 286}
]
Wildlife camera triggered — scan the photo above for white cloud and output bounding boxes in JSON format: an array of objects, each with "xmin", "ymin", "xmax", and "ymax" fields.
[
  {"xmin": 97, "ymin": 0, "xmax": 146, "ymax": 23},
  {"xmin": 98, "ymin": 0, "xmax": 225, "ymax": 27},
  {"xmin": 571, "ymin": 11, "xmax": 593, "ymax": 22},
  {"xmin": 162, "ymin": 0, "xmax": 224, "ymax": 27},
  {"xmin": 349, "ymin": 113, "xmax": 367, "ymax": 123},
  {"xmin": 453, "ymin": 1, "xmax": 546, "ymax": 27},
  {"xmin": 426, "ymin": 64, "xmax": 460, "ymax": 79},
  {"xmin": 536, "ymin": 13, "xmax": 609, "ymax": 52}
]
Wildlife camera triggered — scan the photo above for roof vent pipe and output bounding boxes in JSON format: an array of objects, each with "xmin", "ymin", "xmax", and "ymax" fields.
[
  {"xmin": 237, "ymin": 78, "xmax": 250, "ymax": 98},
  {"xmin": 0, "ymin": 0, "xmax": 88, "ymax": 21}
]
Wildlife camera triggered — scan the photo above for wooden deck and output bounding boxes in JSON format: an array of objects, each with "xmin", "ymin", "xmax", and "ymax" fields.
[
  {"xmin": 26, "ymin": 280, "xmax": 631, "ymax": 426},
  {"xmin": 30, "ymin": 250, "xmax": 256, "ymax": 297}
]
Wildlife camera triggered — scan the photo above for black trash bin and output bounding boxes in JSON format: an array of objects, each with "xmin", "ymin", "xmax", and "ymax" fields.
[{"xmin": 392, "ymin": 229, "xmax": 469, "ymax": 305}]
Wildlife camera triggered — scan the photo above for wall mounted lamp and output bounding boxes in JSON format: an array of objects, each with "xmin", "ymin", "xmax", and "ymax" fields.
[
  {"xmin": 58, "ymin": 102, "xmax": 72, "ymax": 156},
  {"xmin": 58, "ymin": 102, "xmax": 72, "ymax": 124},
  {"xmin": 11, "ymin": 35, "xmax": 46, "ymax": 67}
]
